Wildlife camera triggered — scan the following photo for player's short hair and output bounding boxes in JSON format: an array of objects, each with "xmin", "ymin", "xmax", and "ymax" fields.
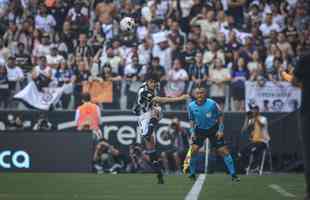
[
  {"xmin": 193, "ymin": 86, "xmax": 207, "ymax": 93},
  {"xmin": 145, "ymin": 73, "xmax": 160, "ymax": 82}
]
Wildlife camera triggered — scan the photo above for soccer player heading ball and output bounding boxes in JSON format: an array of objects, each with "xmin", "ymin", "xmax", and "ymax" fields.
[
  {"xmin": 134, "ymin": 73, "xmax": 188, "ymax": 184},
  {"xmin": 187, "ymin": 86, "xmax": 240, "ymax": 181}
]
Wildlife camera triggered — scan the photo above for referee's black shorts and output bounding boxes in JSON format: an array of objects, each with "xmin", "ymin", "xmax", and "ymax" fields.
[{"xmin": 192, "ymin": 124, "xmax": 225, "ymax": 149}]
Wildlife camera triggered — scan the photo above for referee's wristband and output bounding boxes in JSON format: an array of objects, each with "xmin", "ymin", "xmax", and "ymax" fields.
[{"xmin": 218, "ymin": 124, "xmax": 224, "ymax": 132}]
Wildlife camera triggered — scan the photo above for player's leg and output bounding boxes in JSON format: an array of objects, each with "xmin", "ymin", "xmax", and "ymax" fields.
[
  {"xmin": 216, "ymin": 145, "xmax": 239, "ymax": 181},
  {"xmin": 189, "ymin": 143, "xmax": 200, "ymax": 180},
  {"xmin": 141, "ymin": 117, "xmax": 164, "ymax": 184},
  {"xmin": 210, "ymin": 131, "xmax": 239, "ymax": 181},
  {"xmin": 173, "ymin": 151, "xmax": 181, "ymax": 174},
  {"xmin": 189, "ymin": 133, "xmax": 205, "ymax": 180},
  {"xmin": 161, "ymin": 151, "xmax": 169, "ymax": 174}
]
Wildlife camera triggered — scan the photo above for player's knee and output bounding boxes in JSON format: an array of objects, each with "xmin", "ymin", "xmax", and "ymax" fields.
[{"xmin": 217, "ymin": 146, "xmax": 230, "ymax": 157}]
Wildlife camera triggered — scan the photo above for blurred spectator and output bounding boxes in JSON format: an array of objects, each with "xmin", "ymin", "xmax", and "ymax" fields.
[
  {"xmin": 247, "ymin": 51, "xmax": 261, "ymax": 80},
  {"xmin": 147, "ymin": 56, "xmax": 166, "ymax": 81},
  {"xmin": 179, "ymin": 39, "xmax": 196, "ymax": 71},
  {"xmin": 73, "ymin": 57, "xmax": 91, "ymax": 108},
  {"xmin": 3, "ymin": 22, "xmax": 19, "ymax": 53},
  {"xmin": 227, "ymin": 0, "xmax": 246, "ymax": 29},
  {"xmin": 14, "ymin": 42, "xmax": 32, "ymax": 72},
  {"xmin": 33, "ymin": 113, "xmax": 53, "ymax": 131},
  {"xmin": 93, "ymin": 138, "xmax": 123, "ymax": 174},
  {"xmin": 0, "ymin": 0, "xmax": 307, "ymax": 112},
  {"xmin": 164, "ymin": 58, "xmax": 188, "ymax": 110},
  {"xmin": 294, "ymin": 4, "xmax": 310, "ymax": 32},
  {"xmin": 6, "ymin": 56, "xmax": 24, "ymax": 107},
  {"xmin": 97, "ymin": 64, "xmax": 121, "ymax": 109},
  {"xmin": 0, "ymin": 64, "xmax": 9, "ymax": 109},
  {"xmin": 152, "ymin": 34, "xmax": 173, "ymax": 72},
  {"xmin": 203, "ymin": 39, "xmax": 225, "ymax": 68},
  {"xmin": 209, "ymin": 58, "xmax": 231, "ymax": 109},
  {"xmin": 17, "ymin": 19, "xmax": 34, "ymax": 53},
  {"xmin": 54, "ymin": 61, "xmax": 74, "ymax": 109},
  {"xmin": 277, "ymin": 32, "xmax": 294, "ymax": 57},
  {"xmin": 35, "ymin": 4, "xmax": 56, "ymax": 33},
  {"xmin": 46, "ymin": 45, "xmax": 65, "ymax": 69},
  {"xmin": 267, "ymin": 58, "xmax": 284, "ymax": 83},
  {"xmin": 58, "ymin": 21, "xmax": 75, "ymax": 55},
  {"xmin": 5, "ymin": 114, "xmax": 25, "ymax": 131},
  {"xmin": 136, "ymin": 17, "xmax": 149, "ymax": 42},
  {"xmin": 161, "ymin": 117, "xmax": 188, "ymax": 174},
  {"xmin": 89, "ymin": 22, "xmax": 105, "ymax": 54},
  {"xmin": 231, "ymin": 57, "xmax": 249, "ymax": 112},
  {"xmin": 31, "ymin": 56, "xmax": 52, "ymax": 91},
  {"xmin": 74, "ymin": 33, "xmax": 93, "ymax": 58},
  {"xmin": 167, "ymin": 20, "xmax": 186, "ymax": 50},
  {"xmin": 189, "ymin": 51, "xmax": 208, "ymax": 89},
  {"xmin": 137, "ymin": 38, "xmax": 152, "ymax": 66},
  {"xmin": 99, "ymin": 46, "xmax": 123, "ymax": 77},
  {"xmin": 32, "ymin": 33, "xmax": 52, "ymax": 64},
  {"xmin": 49, "ymin": 0, "xmax": 70, "ymax": 33},
  {"xmin": 239, "ymin": 37, "xmax": 255, "ymax": 63},
  {"xmin": 126, "ymin": 144, "xmax": 152, "ymax": 173},
  {"xmin": 265, "ymin": 44, "xmax": 280, "ymax": 74},
  {"xmin": 66, "ymin": 1, "xmax": 89, "ymax": 33},
  {"xmin": 0, "ymin": 39, "xmax": 10, "ymax": 62},
  {"xmin": 191, "ymin": 10, "xmax": 219, "ymax": 40},
  {"xmin": 259, "ymin": 12, "xmax": 281, "ymax": 38},
  {"xmin": 147, "ymin": 56, "xmax": 166, "ymax": 95},
  {"xmin": 124, "ymin": 55, "xmax": 146, "ymax": 109}
]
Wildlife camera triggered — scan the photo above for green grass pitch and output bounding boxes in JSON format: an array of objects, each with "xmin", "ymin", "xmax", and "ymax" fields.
[{"xmin": 0, "ymin": 173, "xmax": 305, "ymax": 200}]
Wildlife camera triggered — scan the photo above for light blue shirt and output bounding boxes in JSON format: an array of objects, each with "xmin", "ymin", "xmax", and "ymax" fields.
[{"xmin": 187, "ymin": 98, "xmax": 222, "ymax": 130}]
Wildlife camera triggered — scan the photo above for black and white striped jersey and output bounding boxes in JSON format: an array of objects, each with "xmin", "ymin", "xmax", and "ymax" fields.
[{"xmin": 135, "ymin": 82, "xmax": 155, "ymax": 114}]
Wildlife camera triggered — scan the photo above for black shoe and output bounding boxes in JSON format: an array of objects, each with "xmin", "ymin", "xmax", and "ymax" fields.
[
  {"xmin": 157, "ymin": 172, "xmax": 164, "ymax": 184},
  {"xmin": 188, "ymin": 174, "xmax": 196, "ymax": 181},
  {"xmin": 232, "ymin": 174, "xmax": 240, "ymax": 182}
]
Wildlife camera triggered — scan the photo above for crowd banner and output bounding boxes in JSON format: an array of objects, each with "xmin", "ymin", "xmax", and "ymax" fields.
[
  {"xmin": 83, "ymin": 80, "xmax": 113, "ymax": 103},
  {"xmin": 245, "ymin": 81, "xmax": 301, "ymax": 112},
  {"xmin": 14, "ymin": 82, "xmax": 67, "ymax": 110},
  {"xmin": 0, "ymin": 132, "xmax": 93, "ymax": 172}
]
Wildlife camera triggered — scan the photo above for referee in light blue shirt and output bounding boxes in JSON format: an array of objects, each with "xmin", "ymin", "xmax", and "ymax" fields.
[{"xmin": 187, "ymin": 86, "xmax": 240, "ymax": 181}]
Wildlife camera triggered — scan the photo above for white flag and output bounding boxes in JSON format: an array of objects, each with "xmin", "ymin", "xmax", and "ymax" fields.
[{"xmin": 14, "ymin": 81, "xmax": 65, "ymax": 110}]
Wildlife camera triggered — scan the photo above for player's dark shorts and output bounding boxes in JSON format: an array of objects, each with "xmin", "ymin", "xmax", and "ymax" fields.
[{"xmin": 192, "ymin": 123, "xmax": 225, "ymax": 149}]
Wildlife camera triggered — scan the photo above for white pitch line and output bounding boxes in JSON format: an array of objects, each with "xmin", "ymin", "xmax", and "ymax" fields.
[
  {"xmin": 269, "ymin": 184, "xmax": 296, "ymax": 198},
  {"xmin": 185, "ymin": 174, "xmax": 206, "ymax": 200}
]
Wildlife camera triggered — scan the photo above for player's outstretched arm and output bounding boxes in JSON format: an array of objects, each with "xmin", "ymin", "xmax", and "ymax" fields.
[{"xmin": 152, "ymin": 94, "xmax": 189, "ymax": 104}]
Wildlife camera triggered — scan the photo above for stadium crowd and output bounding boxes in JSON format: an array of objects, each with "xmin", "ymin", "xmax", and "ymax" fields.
[{"xmin": 0, "ymin": 0, "xmax": 309, "ymax": 111}]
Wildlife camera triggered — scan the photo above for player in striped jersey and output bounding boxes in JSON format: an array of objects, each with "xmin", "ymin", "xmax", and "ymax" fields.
[{"xmin": 134, "ymin": 73, "xmax": 188, "ymax": 184}]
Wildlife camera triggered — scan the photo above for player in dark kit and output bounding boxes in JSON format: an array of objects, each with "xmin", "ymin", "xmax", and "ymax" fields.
[
  {"xmin": 282, "ymin": 52, "xmax": 310, "ymax": 200},
  {"xmin": 134, "ymin": 73, "xmax": 188, "ymax": 184},
  {"xmin": 187, "ymin": 86, "xmax": 240, "ymax": 181}
]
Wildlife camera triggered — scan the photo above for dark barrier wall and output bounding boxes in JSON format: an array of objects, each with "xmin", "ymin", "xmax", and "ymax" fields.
[
  {"xmin": 0, "ymin": 132, "xmax": 93, "ymax": 172},
  {"xmin": 0, "ymin": 110, "xmax": 302, "ymax": 161}
]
